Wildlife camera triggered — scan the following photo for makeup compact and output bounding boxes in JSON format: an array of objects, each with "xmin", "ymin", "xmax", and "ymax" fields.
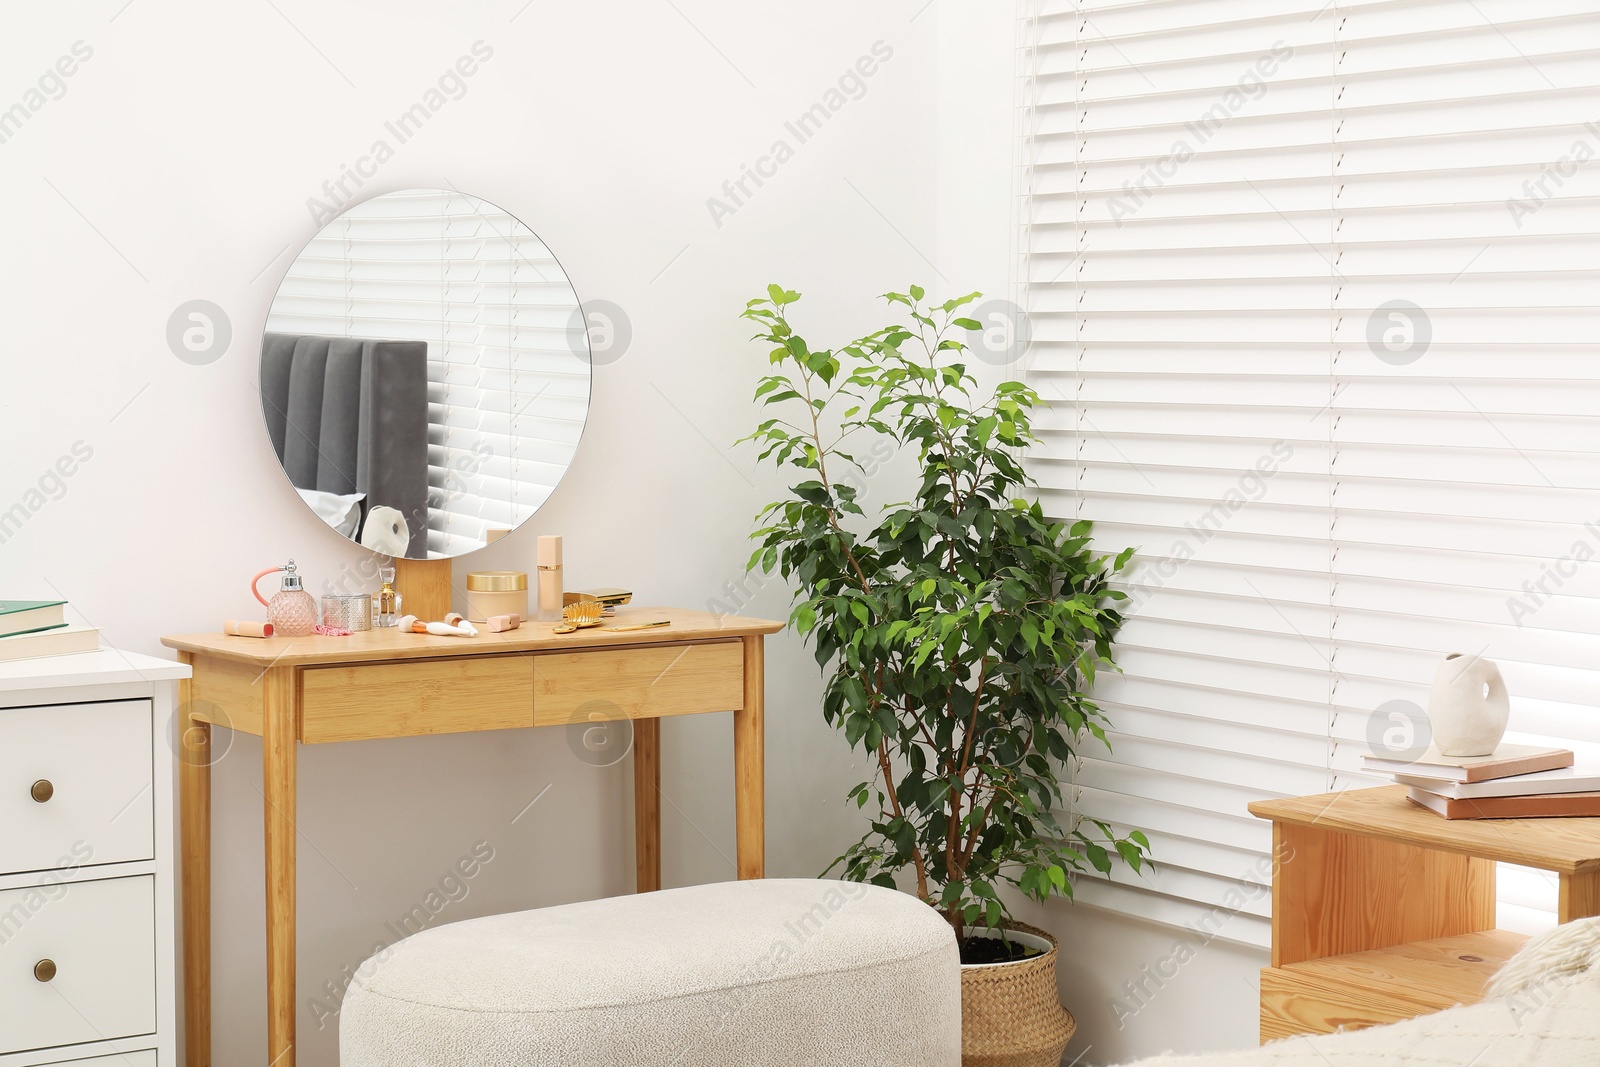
[{"xmin": 564, "ymin": 588, "xmax": 633, "ymax": 610}]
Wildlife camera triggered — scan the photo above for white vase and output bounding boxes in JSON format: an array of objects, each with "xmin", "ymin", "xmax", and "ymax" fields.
[{"xmin": 1427, "ymin": 653, "xmax": 1510, "ymax": 757}]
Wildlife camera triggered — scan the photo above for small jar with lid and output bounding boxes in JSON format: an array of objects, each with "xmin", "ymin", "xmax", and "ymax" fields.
[{"xmin": 464, "ymin": 570, "xmax": 528, "ymax": 624}]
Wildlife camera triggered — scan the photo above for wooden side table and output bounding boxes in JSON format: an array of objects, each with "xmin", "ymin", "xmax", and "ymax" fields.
[
  {"xmin": 1250, "ymin": 785, "xmax": 1600, "ymax": 1041},
  {"xmin": 162, "ymin": 607, "xmax": 782, "ymax": 1067}
]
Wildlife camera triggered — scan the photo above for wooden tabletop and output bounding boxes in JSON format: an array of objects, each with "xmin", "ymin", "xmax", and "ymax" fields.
[
  {"xmin": 1250, "ymin": 785, "xmax": 1600, "ymax": 875},
  {"xmin": 161, "ymin": 607, "xmax": 784, "ymax": 667}
]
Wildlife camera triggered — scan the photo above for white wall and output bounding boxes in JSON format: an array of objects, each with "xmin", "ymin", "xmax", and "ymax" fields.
[
  {"xmin": 2, "ymin": 3, "xmax": 930, "ymax": 1064},
  {"xmin": 1, "ymin": 1, "xmax": 1261, "ymax": 1064}
]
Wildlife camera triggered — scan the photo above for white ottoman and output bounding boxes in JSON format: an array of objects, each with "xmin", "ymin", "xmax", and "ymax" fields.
[{"xmin": 340, "ymin": 878, "xmax": 961, "ymax": 1066}]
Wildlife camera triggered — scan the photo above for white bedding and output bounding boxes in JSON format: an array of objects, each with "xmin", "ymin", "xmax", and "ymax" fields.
[{"xmin": 295, "ymin": 487, "xmax": 364, "ymax": 538}]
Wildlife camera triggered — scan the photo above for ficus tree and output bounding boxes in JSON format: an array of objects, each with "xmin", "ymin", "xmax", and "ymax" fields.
[{"xmin": 739, "ymin": 284, "xmax": 1150, "ymax": 942}]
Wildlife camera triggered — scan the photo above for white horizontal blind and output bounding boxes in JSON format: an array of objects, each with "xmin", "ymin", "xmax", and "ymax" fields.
[
  {"xmin": 1020, "ymin": 0, "xmax": 1600, "ymax": 946},
  {"xmin": 1325, "ymin": 0, "xmax": 1600, "ymax": 937},
  {"xmin": 266, "ymin": 190, "xmax": 589, "ymax": 557}
]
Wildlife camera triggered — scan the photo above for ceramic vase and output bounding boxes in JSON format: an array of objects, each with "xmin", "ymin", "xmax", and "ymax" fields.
[{"xmin": 1427, "ymin": 652, "xmax": 1510, "ymax": 757}]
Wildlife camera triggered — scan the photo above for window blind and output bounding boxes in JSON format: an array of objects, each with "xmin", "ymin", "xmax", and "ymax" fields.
[
  {"xmin": 266, "ymin": 189, "xmax": 589, "ymax": 557},
  {"xmin": 1020, "ymin": 0, "xmax": 1600, "ymax": 946}
]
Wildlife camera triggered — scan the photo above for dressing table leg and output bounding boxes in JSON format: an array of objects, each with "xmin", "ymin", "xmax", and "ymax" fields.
[
  {"xmin": 262, "ymin": 667, "xmax": 298, "ymax": 1067},
  {"xmin": 734, "ymin": 635, "xmax": 765, "ymax": 879},
  {"xmin": 633, "ymin": 717, "xmax": 661, "ymax": 892},
  {"xmin": 178, "ymin": 653, "xmax": 211, "ymax": 1067}
]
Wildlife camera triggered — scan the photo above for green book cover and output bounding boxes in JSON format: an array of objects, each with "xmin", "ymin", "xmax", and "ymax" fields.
[{"xmin": 0, "ymin": 600, "xmax": 66, "ymax": 615}]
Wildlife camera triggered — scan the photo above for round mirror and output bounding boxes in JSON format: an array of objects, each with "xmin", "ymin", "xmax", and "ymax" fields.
[{"xmin": 260, "ymin": 189, "xmax": 591, "ymax": 559}]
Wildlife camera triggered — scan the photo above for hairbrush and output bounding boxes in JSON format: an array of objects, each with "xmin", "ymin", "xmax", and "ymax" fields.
[{"xmin": 552, "ymin": 600, "xmax": 604, "ymax": 634}]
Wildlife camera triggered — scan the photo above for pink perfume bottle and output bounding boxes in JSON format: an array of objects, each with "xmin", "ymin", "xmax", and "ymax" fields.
[{"xmin": 251, "ymin": 559, "xmax": 318, "ymax": 637}]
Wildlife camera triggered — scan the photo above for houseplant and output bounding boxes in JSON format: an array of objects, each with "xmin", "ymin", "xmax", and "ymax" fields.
[{"xmin": 740, "ymin": 284, "xmax": 1150, "ymax": 1064}]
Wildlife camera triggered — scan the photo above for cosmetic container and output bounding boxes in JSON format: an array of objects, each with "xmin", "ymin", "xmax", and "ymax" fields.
[
  {"xmin": 537, "ymin": 536, "xmax": 564, "ymax": 622},
  {"xmin": 465, "ymin": 571, "xmax": 529, "ymax": 624}
]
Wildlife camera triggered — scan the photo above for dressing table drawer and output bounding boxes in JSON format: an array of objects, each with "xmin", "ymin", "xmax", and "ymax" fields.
[
  {"xmin": 533, "ymin": 641, "xmax": 744, "ymax": 725},
  {"xmin": 301, "ymin": 655, "xmax": 536, "ymax": 743},
  {"xmin": 0, "ymin": 700, "xmax": 154, "ymax": 875},
  {"xmin": 0, "ymin": 874, "xmax": 157, "ymax": 1055}
]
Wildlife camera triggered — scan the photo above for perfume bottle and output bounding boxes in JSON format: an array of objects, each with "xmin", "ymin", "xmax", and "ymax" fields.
[
  {"xmin": 374, "ymin": 565, "xmax": 402, "ymax": 628},
  {"xmin": 250, "ymin": 559, "xmax": 317, "ymax": 638},
  {"xmin": 537, "ymin": 536, "xmax": 563, "ymax": 622}
]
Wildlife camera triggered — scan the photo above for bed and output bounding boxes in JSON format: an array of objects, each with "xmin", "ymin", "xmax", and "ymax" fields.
[{"xmin": 259, "ymin": 332, "xmax": 430, "ymax": 558}]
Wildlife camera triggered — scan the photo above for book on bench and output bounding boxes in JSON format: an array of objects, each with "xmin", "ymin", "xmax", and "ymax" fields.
[
  {"xmin": 1393, "ymin": 765, "xmax": 1600, "ymax": 799},
  {"xmin": 1407, "ymin": 785, "xmax": 1600, "ymax": 820},
  {"xmin": 1361, "ymin": 744, "xmax": 1573, "ymax": 784}
]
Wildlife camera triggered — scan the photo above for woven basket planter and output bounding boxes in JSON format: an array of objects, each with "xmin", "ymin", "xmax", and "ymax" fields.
[{"xmin": 960, "ymin": 921, "xmax": 1076, "ymax": 1067}]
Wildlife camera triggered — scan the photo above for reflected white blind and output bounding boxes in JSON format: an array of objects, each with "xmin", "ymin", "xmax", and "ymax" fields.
[
  {"xmin": 1020, "ymin": 0, "xmax": 1600, "ymax": 946},
  {"xmin": 266, "ymin": 190, "xmax": 589, "ymax": 557}
]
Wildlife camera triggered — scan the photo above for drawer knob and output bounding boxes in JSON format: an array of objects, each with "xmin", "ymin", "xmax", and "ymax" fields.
[
  {"xmin": 30, "ymin": 779, "xmax": 53, "ymax": 803},
  {"xmin": 34, "ymin": 959, "xmax": 56, "ymax": 983}
]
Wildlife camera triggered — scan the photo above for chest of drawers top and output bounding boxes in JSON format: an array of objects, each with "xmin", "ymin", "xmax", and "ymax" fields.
[{"xmin": 0, "ymin": 648, "xmax": 189, "ymax": 694}]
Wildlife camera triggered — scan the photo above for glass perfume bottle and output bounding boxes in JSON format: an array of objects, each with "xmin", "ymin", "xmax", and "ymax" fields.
[
  {"xmin": 374, "ymin": 565, "xmax": 402, "ymax": 628},
  {"xmin": 251, "ymin": 559, "xmax": 317, "ymax": 637}
]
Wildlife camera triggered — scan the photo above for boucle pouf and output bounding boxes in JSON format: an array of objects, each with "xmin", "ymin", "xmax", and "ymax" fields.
[
  {"xmin": 1118, "ymin": 916, "xmax": 1600, "ymax": 1066},
  {"xmin": 340, "ymin": 878, "xmax": 961, "ymax": 1066}
]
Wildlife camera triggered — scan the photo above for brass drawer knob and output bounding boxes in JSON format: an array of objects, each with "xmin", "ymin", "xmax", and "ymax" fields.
[
  {"xmin": 30, "ymin": 779, "xmax": 53, "ymax": 803},
  {"xmin": 34, "ymin": 959, "xmax": 56, "ymax": 982}
]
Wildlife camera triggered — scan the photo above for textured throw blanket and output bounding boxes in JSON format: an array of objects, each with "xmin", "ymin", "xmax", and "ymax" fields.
[{"xmin": 1122, "ymin": 918, "xmax": 1600, "ymax": 1066}]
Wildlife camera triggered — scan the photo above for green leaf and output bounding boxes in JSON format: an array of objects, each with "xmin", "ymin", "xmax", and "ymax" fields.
[{"xmin": 1020, "ymin": 618, "xmax": 1039, "ymax": 653}]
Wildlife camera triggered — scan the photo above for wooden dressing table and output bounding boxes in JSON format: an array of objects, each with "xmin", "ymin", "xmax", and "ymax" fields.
[{"xmin": 162, "ymin": 607, "xmax": 783, "ymax": 1067}]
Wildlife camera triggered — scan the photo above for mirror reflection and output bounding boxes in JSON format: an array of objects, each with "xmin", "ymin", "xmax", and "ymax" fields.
[{"xmin": 261, "ymin": 188, "xmax": 591, "ymax": 559}]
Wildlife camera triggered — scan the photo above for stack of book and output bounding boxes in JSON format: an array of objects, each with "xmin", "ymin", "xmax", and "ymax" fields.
[
  {"xmin": 1361, "ymin": 744, "xmax": 1599, "ymax": 819},
  {"xmin": 0, "ymin": 600, "xmax": 99, "ymax": 661}
]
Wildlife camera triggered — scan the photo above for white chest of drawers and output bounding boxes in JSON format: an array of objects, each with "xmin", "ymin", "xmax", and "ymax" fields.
[{"xmin": 0, "ymin": 650, "xmax": 188, "ymax": 1067}]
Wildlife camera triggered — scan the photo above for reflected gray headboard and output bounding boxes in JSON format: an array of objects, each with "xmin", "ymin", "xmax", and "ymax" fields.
[{"xmin": 260, "ymin": 333, "xmax": 429, "ymax": 558}]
